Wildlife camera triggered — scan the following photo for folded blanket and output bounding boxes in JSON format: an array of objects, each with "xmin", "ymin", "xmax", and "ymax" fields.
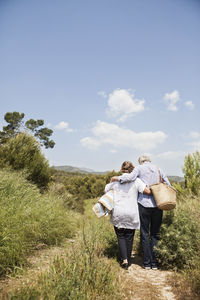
[{"xmin": 92, "ymin": 190, "xmax": 114, "ymax": 218}]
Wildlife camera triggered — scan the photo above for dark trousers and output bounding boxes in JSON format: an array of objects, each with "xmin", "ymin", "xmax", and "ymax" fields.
[
  {"xmin": 114, "ymin": 226, "xmax": 135, "ymax": 262},
  {"xmin": 138, "ymin": 203, "xmax": 163, "ymax": 267}
]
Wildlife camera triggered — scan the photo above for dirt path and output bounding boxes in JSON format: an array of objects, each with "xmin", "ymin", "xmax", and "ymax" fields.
[
  {"xmin": 0, "ymin": 240, "xmax": 75, "ymax": 299},
  {"xmin": 121, "ymin": 253, "xmax": 176, "ymax": 300},
  {"xmin": 0, "ymin": 245, "xmax": 176, "ymax": 300}
]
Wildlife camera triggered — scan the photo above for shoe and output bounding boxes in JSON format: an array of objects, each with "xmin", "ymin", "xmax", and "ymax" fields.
[
  {"xmin": 152, "ymin": 266, "xmax": 158, "ymax": 270},
  {"xmin": 142, "ymin": 265, "xmax": 151, "ymax": 270},
  {"xmin": 121, "ymin": 263, "xmax": 129, "ymax": 270}
]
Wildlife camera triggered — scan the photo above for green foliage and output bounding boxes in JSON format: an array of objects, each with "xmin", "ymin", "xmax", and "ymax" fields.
[
  {"xmin": 0, "ymin": 111, "xmax": 55, "ymax": 148},
  {"xmin": 0, "ymin": 112, "xmax": 25, "ymax": 143},
  {"xmin": 9, "ymin": 220, "xmax": 122, "ymax": 300},
  {"xmin": 182, "ymin": 151, "xmax": 200, "ymax": 195},
  {"xmin": 0, "ymin": 132, "xmax": 50, "ymax": 188},
  {"xmin": 84, "ymin": 198, "xmax": 119, "ymax": 260},
  {"xmin": 26, "ymin": 119, "xmax": 55, "ymax": 148},
  {"xmin": 171, "ymin": 182, "xmax": 185, "ymax": 195},
  {"xmin": 156, "ymin": 151, "xmax": 200, "ymax": 298},
  {"xmin": 51, "ymin": 169, "xmax": 120, "ymax": 212},
  {"xmin": 0, "ymin": 169, "xmax": 79, "ymax": 276},
  {"xmin": 48, "ymin": 182, "xmax": 83, "ymax": 212},
  {"xmin": 156, "ymin": 208, "xmax": 200, "ymax": 270}
]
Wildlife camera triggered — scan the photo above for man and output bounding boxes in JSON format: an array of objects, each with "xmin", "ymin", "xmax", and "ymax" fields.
[{"xmin": 111, "ymin": 155, "xmax": 170, "ymax": 270}]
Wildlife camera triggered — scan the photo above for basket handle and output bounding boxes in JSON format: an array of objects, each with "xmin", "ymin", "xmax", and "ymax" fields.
[{"xmin": 158, "ymin": 169, "xmax": 164, "ymax": 183}]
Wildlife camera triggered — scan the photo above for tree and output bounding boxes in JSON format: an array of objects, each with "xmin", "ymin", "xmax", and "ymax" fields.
[
  {"xmin": 0, "ymin": 132, "xmax": 51, "ymax": 188},
  {"xmin": 0, "ymin": 112, "xmax": 55, "ymax": 148},
  {"xmin": 182, "ymin": 151, "xmax": 200, "ymax": 195},
  {"xmin": 0, "ymin": 112, "xmax": 25, "ymax": 142}
]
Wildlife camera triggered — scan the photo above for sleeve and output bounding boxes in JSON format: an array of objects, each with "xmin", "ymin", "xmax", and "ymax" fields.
[
  {"xmin": 105, "ymin": 182, "xmax": 116, "ymax": 193},
  {"xmin": 118, "ymin": 167, "xmax": 139, "ymax": 183},
  {"xmin": 135, "ymin": 178, "xmax": 146, "ymax": 193},
  {"xmin": 159, "ymin": 169, "xmax": 171, "ymax": 186}
]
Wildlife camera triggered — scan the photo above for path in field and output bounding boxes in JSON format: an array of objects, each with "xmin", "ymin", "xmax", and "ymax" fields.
[
  {"xmin": 0, "ymin": 240, "xmax": 75, "ymax": 299},
  {"xmin": 121, "ymin": 253, "xmax": 176, "ymax": 300},
  {"xmin": 0, "ymin": 245, "xmax": 176, "ymax": 300}
]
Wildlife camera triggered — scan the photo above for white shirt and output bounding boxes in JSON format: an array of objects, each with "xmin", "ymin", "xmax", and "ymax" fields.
[
  {"xmin": 118, "ymin": 162, "xmax": 171, "ymax": 208},
  {"xmin": 105, "ymin": 178, "xmax": 146, "ymax": 229}
]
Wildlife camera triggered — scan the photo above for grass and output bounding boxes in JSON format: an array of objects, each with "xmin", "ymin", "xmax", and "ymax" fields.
[
  {"xmin": 157, "ymin": 192, "xmax": 200, "ymax": 298},
  {"xmin": 1, "ymin": 188, "xmax": 124, "ymax": 299},
  {"xmin": 1, "ymin": 171, "xmax": 200, "ymax": 299},
  {"xmin": 7, "ymin": 218, "xmax": 123, "ymax": 300},
  {"xmin": 0, "ymin": 169, "xmax": 80, "ymax": 276}
]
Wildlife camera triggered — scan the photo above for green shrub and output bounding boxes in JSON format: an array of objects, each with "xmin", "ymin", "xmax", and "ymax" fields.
[
  {"xmin": 157, "ymin": 201, "xmax": 200, "ymax": 270},
  {"xmin": 183, "ymin": 151, "xmax": 200, "ymax": 195},
  {"xmin": 0, "ymin": 132, "xmax": 50, "ymax": 188},
  {"xmin": 0, "ymin": 169, "xmax": 79, "ymax": 276},
  {"xmin": 50, "ymin": 170, "xmax": 120, "ymax": 212}
]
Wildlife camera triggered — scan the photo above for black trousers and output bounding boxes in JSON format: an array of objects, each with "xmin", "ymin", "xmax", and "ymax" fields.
[
  {"xmin": 114, "ymin": 226, "xmax": 135, "ymax": 262},
  {"xmin": 138, "ymin": 203, "xmax": 163, "ymax": 267}
]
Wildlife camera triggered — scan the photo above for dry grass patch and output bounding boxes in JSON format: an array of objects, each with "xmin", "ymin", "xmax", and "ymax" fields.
[{"xmin": 169, "ymin": 272, "xmax": 200, "ymax": 300}]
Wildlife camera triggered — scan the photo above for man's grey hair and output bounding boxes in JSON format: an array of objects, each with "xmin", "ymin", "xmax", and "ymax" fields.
[{"xmin": 138, "ymin": 155, "xmax": 151, "ymax": 165}]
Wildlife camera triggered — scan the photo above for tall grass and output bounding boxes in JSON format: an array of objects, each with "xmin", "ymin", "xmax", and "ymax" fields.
[
  {"xmin": 8, "ymin": 216, "xmax": 123, "ymax": 299},
  {"xmin": 157, "ymin": 193, "xmax": 200, "ymax": 298},
  {"xmin": 0, "ymin": 169, "xmax": 79, "ymax": 276}
]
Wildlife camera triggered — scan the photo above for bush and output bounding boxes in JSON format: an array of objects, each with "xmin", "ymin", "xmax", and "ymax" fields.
[
  {"xmin": 0, "ymin": 132, "xmax": 50, "ymax": 188},
  {"xmin": 0, "ymin": 169, "xmax": 79, "ymax": 276},
  {"xmin": 48, "ymin": 182, "xmax": 84, "ymax": 212},
  {"xmin": 157, "ymin": 196, "xmax": 200, "ymax": 270},
  {"xmin": 183, "ymin": 151, "xmax": 200, "ymax": 195}
]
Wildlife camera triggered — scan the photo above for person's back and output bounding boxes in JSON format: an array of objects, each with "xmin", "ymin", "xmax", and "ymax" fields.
[
  {"xmin": 105, "ymin": 178, "xmax": 145, "ymax": 229},
  {"xmin": 135, "ymin": 161, "xmax": 160, "ymax": 207},
  {"xmin": 105, "ymin": 160, "xmax": 151, "ymax": 270},
  {"xmin": 112, "ymin": 155, "xmax": 171, "ymax": 269},
  {"xmin": 136, "ymin": 162, "xmax": 159, "ymax": 185},
  {"xmin": 118, "ymin": 160, "xmax": 170, "ymax": 208}
]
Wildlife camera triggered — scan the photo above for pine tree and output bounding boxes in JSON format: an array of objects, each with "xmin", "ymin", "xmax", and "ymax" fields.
[{"xmin": 0, "ymin": 112, "xmax": 55, "ymax": 149}]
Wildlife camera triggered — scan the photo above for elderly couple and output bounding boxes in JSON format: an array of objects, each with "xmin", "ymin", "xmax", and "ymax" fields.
[{"xmin": 105, "ymin": 155, "xmax": 170, "ymax": 270}]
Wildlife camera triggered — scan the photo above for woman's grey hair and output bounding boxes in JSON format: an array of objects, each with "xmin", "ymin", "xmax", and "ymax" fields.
[{"xmin": 138, "ymin": 155, "xmax": 151, "ymax": 165}]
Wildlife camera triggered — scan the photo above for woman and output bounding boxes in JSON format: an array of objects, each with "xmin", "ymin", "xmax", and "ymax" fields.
[{"xmin": 105, "ymin": 161, "xmax": 151, "ymax": 270}]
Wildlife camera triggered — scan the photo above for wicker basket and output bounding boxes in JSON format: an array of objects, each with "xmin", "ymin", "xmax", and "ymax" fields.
[{"xmin": 150, "ymin": 183, "xmax": 176, "ymax": 210}]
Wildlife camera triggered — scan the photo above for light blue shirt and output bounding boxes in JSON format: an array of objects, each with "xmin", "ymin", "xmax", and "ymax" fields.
[{"xmin": 118, "ymin": 162, "xmax": 171, "ymax": 208}]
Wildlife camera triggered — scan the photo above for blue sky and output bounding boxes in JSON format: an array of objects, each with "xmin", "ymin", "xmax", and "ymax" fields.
[{"xmin": 0, "ymin": 0, "xmax": 200, "ymax": 175}]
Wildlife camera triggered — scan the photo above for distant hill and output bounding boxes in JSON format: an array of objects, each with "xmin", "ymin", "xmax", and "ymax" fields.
[
  {"xmin": 168, "ymin": 176, "xmax": 184, "ymax": 182},
  {"xmin": 52, "ymin": 165, "xmax": 184, "ymax": 181},
  {"xmin": 53, "ymin": 165, "xmax": 107, "ymax": 174}
]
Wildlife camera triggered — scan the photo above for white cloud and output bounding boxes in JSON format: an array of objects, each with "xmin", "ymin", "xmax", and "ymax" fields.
[
  {"xmin": 189, "ymin": 141, "xmax": 200, "ymax": 149},
  {"xmin": 55, "ymin": 121, "xmax": 74, "ymax": 132},
  {"xmin": 189, "ymin": 131, "xmax": 200, "ymax": 139},
  {"xmin": 106, "ymin": 89, "xmax": 145, "ymax": 122},
  {"xmin": 110, "ymin": 149, "xmax": 117, "ymax": 153},
  {"xmin": 185, "ymin": 101, "xmax": 194, "ymax": 110},
  {"xmin": 163, "ymin": 90, "xmax": 180, "ymax": 111},
  {"xmin": 187, "ymin": 131, "xmax": 200, "ymax": 150},
  {"xmin": 98, "ymin": 90, "xmax": 107, "ymax": 98},
  {"xmin": 80, "ymin": 137, "xmax": 100, "ymax": 150},
  {"xmin": 156, "ymin": 151, "xmax": 186, "ymax": 160},
  {"xmin": 80, "ymin": 121, "xmax": 167, "ymax": 151}
]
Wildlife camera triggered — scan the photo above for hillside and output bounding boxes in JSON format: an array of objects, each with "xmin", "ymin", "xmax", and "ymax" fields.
[
  {"xmin": 53, "ymin": 165, "xmax": 184, "ymax": 182},
  {"xmin": 53, "ymin": 165, "xmax": 107, "ymax": 174},
  {"xmin": 167, "ymin": 176, "xmax": 184, "ymax": 182}
]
